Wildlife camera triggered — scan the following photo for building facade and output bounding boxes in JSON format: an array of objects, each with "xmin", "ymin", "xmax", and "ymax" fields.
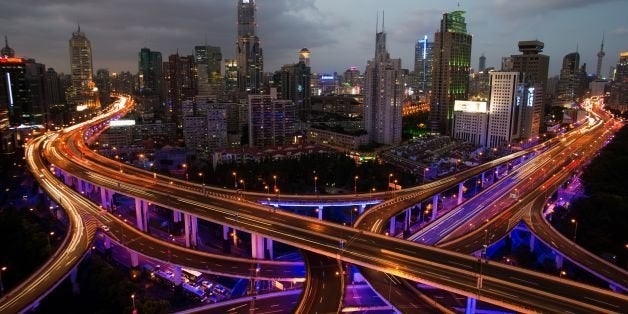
[
  {"xmin": 248, "ymin": 95, "xmax": 295, "ymax": 148},
  {"xmin": 68, "ymin": 26, "xmax": 98, "ymax": 110},
  {"xmin": 138, "ymin": 48, "xmax": 162, "ymax": 96},
  {"xmin": 429, "ymin": 11, "xmax": 472, "ymax": 135},
  {"xmin": 487, "ymin": 72, "xmax": 520, "ymax": 148},
  {"xmin": 236, "ymin": 0, "xmax": 263, "ymax": 94},
  {"xmin": 414, "ymin": 35, "xmax": 433, "ymax": 94},
  {"xmin": 364, "ymin": 19, "xmax": 403, "ymax": 145},
  {"xmin": 453, "ymin": 100, "xmax": 488, "ymax": 147}
]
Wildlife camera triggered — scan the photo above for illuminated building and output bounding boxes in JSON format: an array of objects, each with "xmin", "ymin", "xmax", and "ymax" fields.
[
  {"xmin": 138, "ymin": 48, "xmax": 163, "ymax": 96},
  {"xmin": 248, "ymin": 94, "xmax": 295, "ymax": 148},
  {"xmin": 280, "ymin": 49, "xmax": 311, "ymax": 123},
  {"xmin": 195, "ymin": 45, "xmax": 222, "ymax": 97},
  {"xmin": 609, "ymin": 52, "xmax": 628, "ymax": 111},
  {"xmin": 429, "ymin": 10, "xmax": 472, "ymax": 135},
  {"xmin": 164, "ymin": 54, "xmax": 197, "ymax": 125},
  {"xmin": 224, "ymin": 59, "xmax": 238, "ymax": 94},
  {"xmin": 68, "ymin": 25, "xmax": 98, "ymax": 111},
  {"xmin": 0, "ymin": 55, "xmax": 47, "ymax": 126},
  {"xmin": 487, "ymin": 72, "xmax": 520, "ymax": 148},
  {"xmin": 510, "ymin": 40, "xmax": 549, "ymax": 92},
  {"xmin": 236, "ymin": 0, "xmax": 263, "ymax": 94},
  {"xmin": 414, "ymin": 35, "xmax": 433, "ymax": 94},
  {"xmin": 453, "ymin": 100, "xmax": 488, "ymax": 146},
  {"xmin": 557, "ymin": 52, "xmax": 581, "ymax": 101},
  {"xmin": 364, "ymin": 13, "xmax": 403, "ymax": 145}
]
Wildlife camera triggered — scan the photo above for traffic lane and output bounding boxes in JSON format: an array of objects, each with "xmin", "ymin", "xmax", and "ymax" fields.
[
  {"xmin": 183, "ymin": 291, "xmax": 300, "ymax": 314},
  {"xmin": 297, "ymin": 250, "xmax": 343, "ymax": 313}
]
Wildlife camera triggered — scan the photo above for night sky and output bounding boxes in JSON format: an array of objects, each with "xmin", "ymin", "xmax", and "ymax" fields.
[{"xmin": 1, "ymin": 0, "xmax": 626, "ymax": 77}]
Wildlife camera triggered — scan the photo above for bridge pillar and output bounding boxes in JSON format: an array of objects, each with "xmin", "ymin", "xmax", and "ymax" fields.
[
  {"xmin": 173, "ymin": 266, "xmax": 182, "ymax": 286},
  {"xmin": 555, "ymin": 253, "xmax": 564, "ymax": 269},
  {"xmin": 63, "ymin": 173, "xmax": 73, "ymax": 186},
  {"xmin": 404, "ymin": 208, "xmax": 411, "ymax": 231},
  {"xmin": 457, "ymin": 182, "xmax": 464, "ymax": 205},
  {"xmin": 173, "ymin": 210, "xmax": 182, "ymax": 223},
  {"xmin": 130, "ymin": 251, "xmax": 139, "ymax": 267},
  {"xmin": 389, "ymin": 215, "xmax": 396, "ymax": 235},
  {"xmin": 266, "ymin": 238, "xmax": 274, "ymax": 260},
  {"xmin": 431, "ymin": 194, "xmax": 439, "ymax": 220},
  {"xmin": 465, "ymin": 297, "xmax": 476, "ymax": 314},
  {"xmin": 100, "ymin": 188, "xmax": 109, "ymax": 208},
  {"xmin": 183, "ymin": 214, "xmax": 198, "ymax": 248},
  {"xmin": 70, "ymin": 267, "xmax": 80, "ymax": 294},
  {"xmin": 480, "ymin": 172, "xmax": 485, "ymax": 188},
  {"xmin": 223, "ymin": 225, "xmax": 230, "ymax": 240},
  {"xmin": 76, "ymin": 179, "xmax": 84, "ymax": 194},
  {"xmin": 251, "ymin": 233, "xmax": 265, "ymax": 259},
  {"xmin": 317, "ymin": 206, "xmax": 323, "ymax": 220},
  {"xmin": 529, "ymin": 234, "xmax": 536, "ymax": 253},
  {"xmin": 359, "ymin": 204, "xmax": 366, "ymax": 214},
  {"xmin": 134, "ymin": 198, "xmax": 149, "ymax": 231}
]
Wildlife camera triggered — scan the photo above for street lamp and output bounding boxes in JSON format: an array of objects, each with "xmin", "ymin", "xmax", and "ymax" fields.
[
  {"xmin": 239, "ymin": 179, "xmax": 246, "ymax": 192},
  {"xmin": 0, "ymin": 266, "xmax": 6, "ymax": 296},
  {"xmin": 182, "ymin": 163, "xmax": 188, "ymax": 181},
  {"xmin": 423, "ymin": 168, "xmax": 429, "ymax": 184},
  {"xmin": 131, "ymin": 293, "xmax": 136, "ymax": 312},
  {"xmin": 198, "ymin": 172, "xmax": 205, "ymax": 192},
  {"xmin": 265, "ymin": 185, "xmax": 269, "ymax": 194},
  {"xmin": 232, "ymin": 172, "xmax": 238, "ymax": 189},
  {"xmin": 570, "ymin": 219, "xmax": 578, "ymax": 243},
  {"xmin": 354, "ymin": 176, "xmax": 359, "ymax": 194},
  {"xmin": 314, "ymin": 176, "xmax": 318, "ymax": 194},
  {"xmin": 350, "ymin": 207, "xmax": 358, "ymax": 225},
  {"xmin": 273, "ymin": 175, "xmax": 277, "ymax": 191},
  {"xmin": 388, "ymin": 173, "xmax": 393, "ymax": 191},
  {"xmin": 47, "ymin": 231, "xmax": 55, "ymax": 254}
]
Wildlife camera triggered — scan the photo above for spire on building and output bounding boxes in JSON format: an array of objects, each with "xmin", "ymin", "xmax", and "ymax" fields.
[
  {"xmin": 596, "ymin": 32, "xmax": 606, "ymax": 78},
  {"xmin": 1, "ymin": 35, "xmax": 15, "ymax": 57}
]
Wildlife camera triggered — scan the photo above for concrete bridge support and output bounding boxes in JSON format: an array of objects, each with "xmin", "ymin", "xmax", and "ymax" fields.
[
  {"xmin": 317, "ymin": 206, "xmax": 323, "ymax": 220},
  {"xmin": 465, "ymin": 297, "xmax": 476, "ymax": 314},
  {"xmin": 431, "ymin": 194, "xmax": 439, "ymax": 220},
  {"xmin": 134, "ymin": 198, "xmax": 149, "ymax": 232},
  {"xmin": 183, "ymin": 214, "xmax": 198, "ymax": 248},
  {"xmin": 457, "ymin": 182, "xmax": 465, "ymax": 205},
  {"xmin": 251, "ymin": 233, "xmax": 265, "ymax": 259}
]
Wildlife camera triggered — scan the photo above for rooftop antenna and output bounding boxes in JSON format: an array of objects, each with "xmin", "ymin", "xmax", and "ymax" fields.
[
  {"xmin": 376, "ymin": 11, "xmax": 379, "ymax": 33},
  {"xmin": 382, "ymin": 11, "xmax": 385, "ymax": 32}
]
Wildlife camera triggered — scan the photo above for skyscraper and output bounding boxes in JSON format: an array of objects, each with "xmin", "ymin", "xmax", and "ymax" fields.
[
  {"xmin": 479, "ymin": 53, "xmax": 486, "ymax": 72},
  {"xmin": 414, "ymin": 35, "xmax": 433, "ymax": 94},
  {"xmin": 609, "ymin": 52, "xmax": 628, "ymax": 109},
  {"xmin": 429, "ymin": 10, "xmax": 472, "ymax": 135},
  {"xmin": 486, "ymin": 72, "xmax": 520, "ymax": 148},
  {"xmin": 164, "ymin": 54, "xmax": 197, "ymax": 125},
  {"xmin": 1, "ymin": 36, "xmax": 15, "ymax": 57},
  {"xmin": 364, "ymin": 14, "xmax": 403, "ymax": 145},
  {"xmin": 280, "ymin": 49, "xmax": 311, "ymax": 123},
  {"xmin": 68, "ymin": 25, "xmax": 97, "ymax": 110},
  {"xmin": 195, "ymin": 45, "xmax": 222, "ymax": 97},
  {"xmin": 138, "ymin": 48, "xmax": 163, "ymax": 96},
  {"xmin": 510, "ymin": 41, "xmax": 549, "ymax": 90},
  {"xmin": 557, "ymin": 52, "xmax": 580, "ymax": 101},
  {"xmin": 248, "ymin": 95, "xmax": 294, "ymax": 148},
  {"xmin": 596, "ymin": 33, "xmax": 606, "ymax": 79},
  {"xmin": 236, "ymin": 0, "xmax": 263, "ymax": 94}
]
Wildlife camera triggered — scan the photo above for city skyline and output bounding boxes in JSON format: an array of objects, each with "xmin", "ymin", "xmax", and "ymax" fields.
[{"xmin": 1, "ymin": 0, "xmax": 626, "ymax": 76}]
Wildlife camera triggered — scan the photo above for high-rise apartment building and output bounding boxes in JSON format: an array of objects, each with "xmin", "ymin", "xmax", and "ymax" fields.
[
  {"xmin": 557, "ymin": 52, "xmax": 580, "ymax": 101},
  {"xmin": 510, "ymin": 41, "xmax": 549, "ymax": 90},
  {"xmin": 414, "ymin": 35, "xmax": 433, "ymax": 94},
  {"xmin": 164, "ymin": 54, "xmax": 197, "ymax": 125},
  {"xmin": 609, "ymin": 52, "xmax": 628, "ymax": 110},
  {"xmin": 68, "ymin": 26, "xmax": 98, "ymax": 110},
  {"xmin": 487, "ymin": 72, "xmax": 520, "ymax": 148},
  {"xmin": 236, "ymin": 0, "xmax": 263, "ymax": 94},
  {"xmin": 248, "ymin": 94, "xmax": 294, "ymax": 148},
  {"xmin": 479, "ymin": 53, "xmax": 486, "ymax": 72},
  {"xmin": 363, "ymin": 16, "xmax": 403, "ymax": 145},
  {"xmin": 280, "ymin": 49, "xmax": 311, "ymax": 122},
  {"xmin": 429, "ymin": 11, "xmax": 472, "ymax": 135},
  {"xmin": 138, "ymin": 48, "xmax": 163, "ymax": 96},
  {"xmin": 453, "ymin": 100, "xmax": 488, "ymax": 147},
  {"xmin": 195, "ymin": 45, "xmax": 222, "ymax": 97},
  {"xmin": 94, "ymin": 68, "xmax": 111, "ymax": 105}
]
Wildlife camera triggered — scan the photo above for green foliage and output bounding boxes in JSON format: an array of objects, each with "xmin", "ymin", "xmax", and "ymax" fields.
[{"xmin": 556, "ymin": 125, "xmax": 628, "ymax": 269}]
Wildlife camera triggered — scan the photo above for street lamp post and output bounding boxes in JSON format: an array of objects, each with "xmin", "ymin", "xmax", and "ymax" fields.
[
  {"xmin": 47, "ymin": 231, "xmax": 55, "ymax": 255},
  {"xmin": 423, "ymin": 168, "xmax": 429, "ymax": 184},
  {"xmin": 131, "ymin": 293, "xmax": 136, "ymax": 313},
  {"xmin": 570, "ymin": 219, "xmax": 578, "ymax": 243},
  {"xmin": 354, "ymin": 176, "xmax": 359, "ymax": 194},
  {"xmin": 0, "ymin": 266, "xmax": 6, "ymax": 296},
  {"xmin": 388, "ymin": 173, "xmax": 393, "ymax": 192},
  {"xmin": 198, "ymin": 172, "xmax": 205, "ymax": 192},
  {"xmin": 273, "ymin": 175, "xmax": 277, "ymax": 191},
  {"xmin": 233, "ymin": 172, "xmax": 238, "ymax": 189},
  {"xmin": 182, "ymin": 163, "xmax": 188, "ymax": 181},
  {"xmin": 314, "ymin": 176, "xmax": 318, "ymax": 194},
  {"xmin": 239, "ymin": 179, "xmax": 246, "ymax": 192}
]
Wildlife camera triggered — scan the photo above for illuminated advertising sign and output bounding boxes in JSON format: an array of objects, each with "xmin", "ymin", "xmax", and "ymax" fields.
[
  {"xmin": 527, "ymin": 87, "xmax": 535, "ymax": 107},
  {"xmin": 320, "ymin": 75, "xmax": 334, "ymax": 80},
  {"xmin": 110, "ymin": 120, "xmax": 136, "ymax": 127},
  {"xmin": 454, "ymin": 100, "xmax": 487, "ymax": 113}
]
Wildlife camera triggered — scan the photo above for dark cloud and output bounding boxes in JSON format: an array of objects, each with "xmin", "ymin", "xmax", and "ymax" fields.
[
  {"xmin": 1, "ymin": 0, "xmax": 339, "ymax": 73},
  {"xmin": 481, "ymin": 0, "xmax": 623, "ymax": 18}
]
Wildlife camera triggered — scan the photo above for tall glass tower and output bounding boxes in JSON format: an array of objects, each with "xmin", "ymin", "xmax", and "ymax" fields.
[
  {"xmin": 236, "ymin": 0, "xmax": 263, "ymax": 94},
  {"xmin": 429, "ymin": 11, "xmax": 472, "ymax": 135}
]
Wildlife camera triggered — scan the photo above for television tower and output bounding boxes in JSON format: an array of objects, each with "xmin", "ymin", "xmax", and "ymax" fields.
[{"xmin": 596, "ymin": 32, "xmax": 605, "ymax": 78}]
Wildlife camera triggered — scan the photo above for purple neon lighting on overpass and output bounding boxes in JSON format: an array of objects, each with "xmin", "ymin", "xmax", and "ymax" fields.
[{"xmin": 258, "ymin": 200, "xmax": 382, "ymax": 207}]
